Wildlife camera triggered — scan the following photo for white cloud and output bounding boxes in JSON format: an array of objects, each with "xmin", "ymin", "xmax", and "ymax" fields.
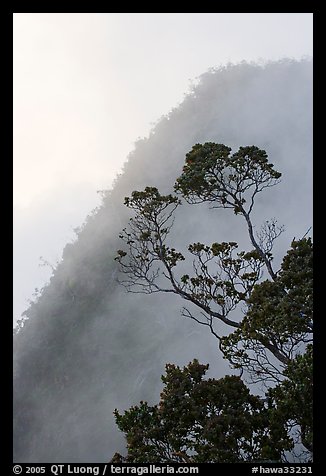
[{"xmin": 13, "ymin": 13, "xmax": 313, "ymax": 324}]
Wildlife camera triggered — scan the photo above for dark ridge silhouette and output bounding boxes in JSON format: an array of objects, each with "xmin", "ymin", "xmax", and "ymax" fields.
[{"xmin": 13, "ymin": 59, "xmax": 312, "ymax": 462}]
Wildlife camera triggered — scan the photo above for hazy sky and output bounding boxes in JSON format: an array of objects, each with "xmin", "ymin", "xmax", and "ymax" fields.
[{"xmin": 13, "ymin": 13, "xmax": 313, "ymax": 325}]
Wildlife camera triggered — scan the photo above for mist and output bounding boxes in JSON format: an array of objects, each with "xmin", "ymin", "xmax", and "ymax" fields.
[
  {"xmin": 13, "ymin": 13, "xmax": 312, "ymax": 327},
  {"xmin": 13, "ymin": 58, "xmax": 312, "ymax": 462}
]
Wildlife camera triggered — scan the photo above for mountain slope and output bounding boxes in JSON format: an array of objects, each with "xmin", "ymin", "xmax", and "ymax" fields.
[{"xmin": 13, "ymin": 59, "xmax": 312, "ymax": 462}]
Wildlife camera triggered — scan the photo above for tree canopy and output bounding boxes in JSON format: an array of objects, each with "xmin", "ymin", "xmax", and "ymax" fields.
[
  {"xmin": 113, "ymin": 360, "xmax": 292, "ymax": 463},
  {"xmin": 114, "ymin": 143, "xmax": 313, "ymax": 463}
]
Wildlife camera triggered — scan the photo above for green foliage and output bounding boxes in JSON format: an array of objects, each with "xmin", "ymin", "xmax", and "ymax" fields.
[
  {"xmin": 180, "ymin": 241, "xmax": 264, "ymax": 311},
  {"xmin": 124, "ymin": 187, "xmax": 181, "ymax": 219},
  {"xmin": 221, "ymin": 238, "xmax": 313, "ymax": 381},
  {"xmin": 268, "ymin": 345, "xmax": 313, "ymax": 453},
  {"xmin": 113, "ymin": 360, "xmax": 291, "ymax": 463},
  {"xmin": 115, "ymin": 142, "xmax": 313, "ymax": 462},
  {"xmin": 175, "ymin": 143, "xmax": 281, "ymax": 213}
]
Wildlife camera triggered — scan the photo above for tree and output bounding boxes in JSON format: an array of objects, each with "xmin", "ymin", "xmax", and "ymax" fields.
[
  {"xmin": 267, "ymin": 345, "xmax": 313, "ymax": 454},
  {"xmin": 114, "ymin": 143, "xmax": 313, "ymax": 461},
  {"xmin": 113, "ymin": 360, "xmax": 292, "ymax": 463},
  {"xmin": 221, "ymin": 237, "xmax": 313, "ymax": 385}
]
